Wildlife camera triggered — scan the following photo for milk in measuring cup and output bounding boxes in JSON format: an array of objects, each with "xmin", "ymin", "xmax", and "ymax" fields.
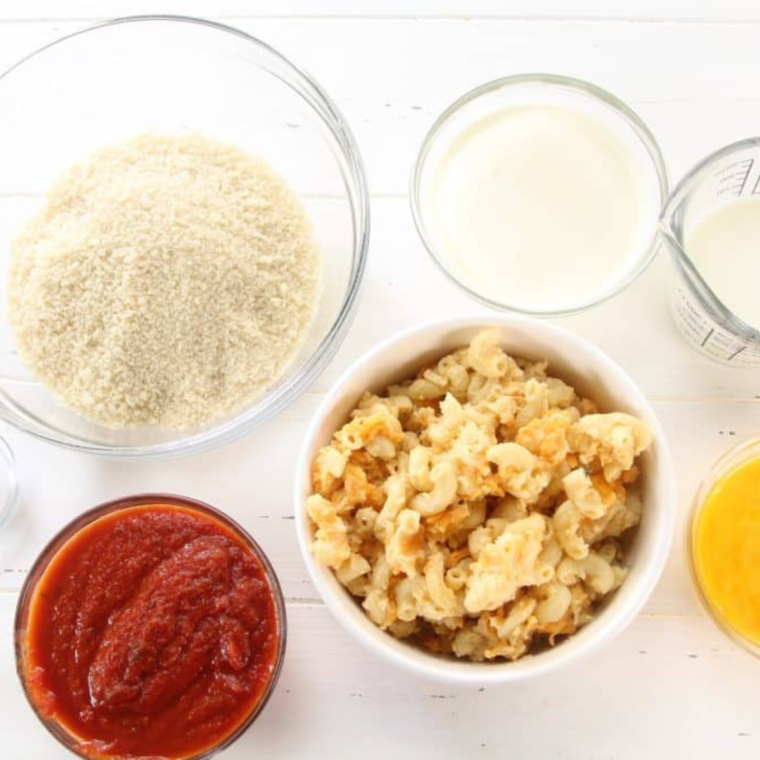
[
  {"xmin": 687, "ymin": 199, "xmax": 760, "ymax": 327},
  {"xmin": 662, "ymin": 140, "xmax": 760, "ymax": 367}
]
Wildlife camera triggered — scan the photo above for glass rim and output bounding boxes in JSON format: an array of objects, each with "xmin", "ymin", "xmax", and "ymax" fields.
[
  {"xmin": 685, "ymin": 432, "xmax": 760, "ymax": 659},
  {"xmin": 409, "ymin": 72, "xmax": 669, "ymax": 317},
  {"xmin": 14, "ymin": 493, "xmax": 288, "ymax": 760},
  {"xmin": 0, "ymin": 14, "xmax": 370, "ymax": 460},
  {"xmin": 0, "ymin": 433, "xmax": 18, "ymax": 532}
]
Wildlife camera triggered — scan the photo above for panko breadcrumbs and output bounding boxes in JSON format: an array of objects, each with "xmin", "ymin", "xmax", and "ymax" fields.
[
  {"xmin": 307, "ymin": 329, "xmax": 652, "ymax": 662},
  {"xmin": 8, "ymin": 133, "xmax": 321, "ymax": 428}
]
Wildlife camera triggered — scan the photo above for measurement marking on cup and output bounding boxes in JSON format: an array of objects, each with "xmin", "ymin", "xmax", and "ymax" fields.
[
  {"xmin": 700, "ymin": 328, "xmax": 714, "ymax": 347},
  {"xmin": 752, "ymin": 174, "xmax": 760, "ymax": 195},
  {"xmin": 738, "ymin": 160, "xmax": 753, "ymax": 195},
  {"xmin": 728, "ymin": 346, "xmax": 747, "ymax": 361},
  {"xmin": 716, "ymin": 159, "xmax": 752, "ymax": 175},
  {"xmin": 717, "ymin": 159, "xmax": 754, "ymax": 197}
]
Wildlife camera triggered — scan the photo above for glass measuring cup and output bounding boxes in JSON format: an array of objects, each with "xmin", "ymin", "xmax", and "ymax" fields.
[{"xmin": 660, "ymin": 138, "xmax": 760, "ymax": 367}]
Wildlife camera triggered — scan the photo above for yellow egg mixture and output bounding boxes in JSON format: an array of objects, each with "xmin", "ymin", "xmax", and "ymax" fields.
[{"xmin": 694, "ymin": 456, "xmax": 760, "ymax": 645}]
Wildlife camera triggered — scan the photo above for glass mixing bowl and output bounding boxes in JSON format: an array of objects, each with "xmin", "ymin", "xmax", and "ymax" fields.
[{"xmin": 0, "ymin": 16, "xmax": 368, "ymax": 459}]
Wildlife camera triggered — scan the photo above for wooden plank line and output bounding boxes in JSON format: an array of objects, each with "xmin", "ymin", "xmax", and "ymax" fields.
[{"xmin": 7, "ymin": 14, "xmax": 760, "ymax": 25}]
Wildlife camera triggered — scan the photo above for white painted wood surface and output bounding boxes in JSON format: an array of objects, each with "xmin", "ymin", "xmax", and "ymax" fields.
[{"xmin": 1, "ymin": 3, "xmax": 760, "ymax": 758}]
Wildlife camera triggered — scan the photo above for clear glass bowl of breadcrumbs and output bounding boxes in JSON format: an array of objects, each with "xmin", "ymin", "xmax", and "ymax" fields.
[{"xmin": 0, "ymin": 16, "xmax": 368, "ymax": 459}]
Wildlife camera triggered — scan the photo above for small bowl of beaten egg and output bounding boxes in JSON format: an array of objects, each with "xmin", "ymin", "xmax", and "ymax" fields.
[{"xmin": 688, "ymin": 435, "xmax": 760, "ymax": 656}]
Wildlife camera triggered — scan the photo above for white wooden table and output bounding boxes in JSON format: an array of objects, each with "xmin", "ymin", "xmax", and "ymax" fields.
[{"xmin": 2, "ymin": 2, "xmax": 760, "ymax": 758}]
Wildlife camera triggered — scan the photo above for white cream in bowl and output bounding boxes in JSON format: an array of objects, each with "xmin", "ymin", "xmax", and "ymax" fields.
[{"xmin": 411, "ymin": 76, "xmax": 668, "ymax": 316}]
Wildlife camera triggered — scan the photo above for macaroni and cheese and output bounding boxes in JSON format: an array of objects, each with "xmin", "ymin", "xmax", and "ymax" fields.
[{"xmin": 307, "ymin": 329, "xmax": 651, "ymax": 661}]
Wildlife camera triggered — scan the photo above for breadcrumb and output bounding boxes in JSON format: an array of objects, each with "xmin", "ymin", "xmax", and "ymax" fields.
[{"xmin": 8, "ymin": 133, "xmax": 321, "ymax": 428}]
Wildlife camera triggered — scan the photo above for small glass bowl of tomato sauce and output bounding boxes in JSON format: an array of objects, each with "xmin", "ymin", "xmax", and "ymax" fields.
[
  {"xmin": 14, "ymin": 494, "xmax": 286, "ymax": 759},
  {"xmin": 687, "ymin": 434, "xmax": 760, "ymax": 658}
]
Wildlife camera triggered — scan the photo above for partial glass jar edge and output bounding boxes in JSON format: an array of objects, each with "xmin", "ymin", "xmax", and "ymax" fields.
[{"xmin": 0, "ymin": 433, "xmax": 18, "ymax": 532}]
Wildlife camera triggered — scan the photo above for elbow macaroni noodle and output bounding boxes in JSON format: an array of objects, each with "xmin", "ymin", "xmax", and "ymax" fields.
[{"xmin": 307, "ymin": 329, "xmax": 652, "ymax": 662}]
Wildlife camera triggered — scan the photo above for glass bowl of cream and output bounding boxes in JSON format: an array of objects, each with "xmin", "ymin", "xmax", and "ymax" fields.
[{"xmin": 411, "ymin": 74, "xmax": 668, "ymax": 316}]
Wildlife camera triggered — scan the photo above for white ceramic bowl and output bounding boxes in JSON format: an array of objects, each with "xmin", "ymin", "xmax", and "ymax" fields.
[{"xmin": 295, "ymin": 316, "xmax": 676, "ymax": 683}]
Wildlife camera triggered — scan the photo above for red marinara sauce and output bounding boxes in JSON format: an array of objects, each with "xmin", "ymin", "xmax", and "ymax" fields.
[{"xmin": 17, "ymin": 498, "xmax": 284, "ymax": 759}]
